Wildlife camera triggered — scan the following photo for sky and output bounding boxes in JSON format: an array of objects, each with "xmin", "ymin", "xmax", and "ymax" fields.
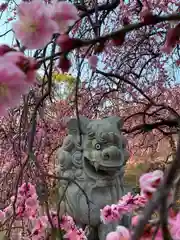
[{"xmin": 0, "ymin": 0, "xmax": 18, "ymax": 45}]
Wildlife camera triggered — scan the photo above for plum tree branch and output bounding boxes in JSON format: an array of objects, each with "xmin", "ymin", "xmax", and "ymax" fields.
[
  {"xmin": 38, "ymin": 12, "xmax": 180, "ymax": 65},
  {"xmin": 122, "ymin": 119, "xmax": 179, "ymax": 133},
  {"xmin": 78, "ymin": 13, "xmax": 180, "ymax": 45},
  {"xmin": 97, "ymin": 70, "xmax": 152, "ymax": 102}
]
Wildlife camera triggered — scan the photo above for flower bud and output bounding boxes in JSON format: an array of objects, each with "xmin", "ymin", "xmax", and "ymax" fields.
[
  {"xmin": 58, "ymin": 55, "xmax": 71, "ymax": 72},
  {"xmin": 0, "ymin": 3, "xmax": 8, "ymax": 11},
  {"xmin": 94, "ymin": 42, "xmax": 105, "ymax": 54},
  {"xmin": 161, "ymin": 25, "xmax": 180, "ymax": 54},
  {"xmin": 88, "ymin": 55, "xmax": 98, "ymax": 70},
  {"xmin": 122, "ymin": 16, "xmax": 130, "ymax": 25},
  {"xmin": 140, "ymin": 9, "xmax": 157, "ymax": 24},
  {"xmin": 112, "ymin": 32, "xmax": 125, "ymax": 46},
  {"xmin": 56, "ymin": 35, "xmax": 74, "ymax": 52},
  {"xmin": 0, "ymin": 45, "xmax": 14, "ymax": 56}
]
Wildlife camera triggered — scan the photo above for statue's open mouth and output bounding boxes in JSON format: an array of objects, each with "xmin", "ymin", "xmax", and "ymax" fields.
[{"xmin": 84, "ymin": 157, "xmax": 121, "ymax": 177}]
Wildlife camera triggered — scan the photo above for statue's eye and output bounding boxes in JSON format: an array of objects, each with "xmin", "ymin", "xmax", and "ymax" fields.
[{"xmin": 95, "ymin": 143, "xmax": 101, "ymax": 150}]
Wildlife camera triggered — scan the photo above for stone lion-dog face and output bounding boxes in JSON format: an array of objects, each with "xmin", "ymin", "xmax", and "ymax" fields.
[{"xmin": 67, "ymin": 116, "xmax": 129, "ymax": 178}]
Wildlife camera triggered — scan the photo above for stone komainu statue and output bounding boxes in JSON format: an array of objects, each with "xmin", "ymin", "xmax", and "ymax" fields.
[{"xmin": 56, "ymin": 116, "xmax": 130, "ymax": 240}]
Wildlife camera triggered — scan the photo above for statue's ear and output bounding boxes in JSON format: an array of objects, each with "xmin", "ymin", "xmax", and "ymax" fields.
[
  {"xmin": 67, "ymin": 116, "xmax": 89, "ymax": 135},
  {"xmin": 105, "ymin": 116, "xmax": 123, "ymax": 129}
]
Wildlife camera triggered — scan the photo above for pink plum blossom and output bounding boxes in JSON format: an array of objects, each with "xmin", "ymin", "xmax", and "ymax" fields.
[
  {"xmin": 56, "ymin": 34, "xmax": 75, "ymax": 52},
  {"xmin": 100, "ymin": 205, "xmax": 114, "ymax": 224},
  {"xmin": 169, "ymin": 208, "xmax": 177, "ymax": 218},
  {"xmin": 118, "ymin": 192, "xmax": 135, "ymax": 209},
  {"xmin": 11, "ymin": 183, "xmax": 40, "ymax": 219},
  {"xmin": 64, "ymin": 227, "xmax": 87, "ymax": 240},
  {"xmin": 0, "ymin": 183, "xmax": 87, "ymax": 239},
  {"xmin": 111, "ymin": 204, "xmax": 121, "ymax": 219},
  {"xmin": 0, "ymin": 61, "xmax": 27, "ymax": 116},
  {"xmin": 171, "ymin": 227, "xmax": 180, "ymax": 240},
  {"xmin": 25, "ymin": 196, "xmax": 38, "ymax": 208},
  {"xmin": 50, "ymin": 211, "xmax": 59, "ymax": 228},
  {"xmin": 50, "ymin": 1, "xmax": 79, "ymax": 33},
  {"xmin": 116, "ymin": 226, "xmax": 130, "ymax": 239},
  {"xmin": 118, "ymin": 193, "xmax": 146, "ymax": 211},
  {"xmin": 0, "ymin": 45, "xmax": 13, "ymax": 56},
  {"xmin": 31, "ymin": 216, "xmax": 48, "ymax": 240},
  {"xmin": 106, "ymin": 226, "xmax": 130, "ymax": 240},
  {"xmin": 131, "ymin": 215, "xmax": 140, "ymax": 227},
  {"xmin": 139, "ymin": 170, "xmax": 164, "ymax": 199},
  {"xmin": 0, "ymin": 3, "xmax": 8, "ymax": 11},
  {"xmin": 176, "ymin": 59, "xmax": 180, "ymax": 66},
  {"xmin": 133, "ymin": 194, "xmax": 147, "ymax": 208},
  {"xmin": 13, "ymin": 0, "xmax": 57, "ymax": 49},
  {"xmin": 25, "ymin": 206, "xmax": 37, "ymax": 218},
  {"xmin": 7, "ymin": 17, "xmax": 14, "ymax": 22},
  {"xmin": 140, "ymin": 8, "xmax": 155, "ymax": 24},
  {"xmin": 100, "ymin": 193, "xmax": 147, "ymax": 224},
  {"xmin": 18, "ymin": 182, "xmax": 37, "ymax": 197},
  {"xmin": 60, "ymin": 215, "xmax": 86, "ymax": 239},
  {"xmin": 61, "ymin": 214, "xmax": 75, "ymax": 231},
  {"xmin": 3, "ymin": 52, "xmax": 37, "ymax": 84},
  {"xmin": 161, "ymin": 25, "xmax": 180, "ymax": 54},
  {"xmin": 169, "ymin": 212, "xmax": 180, "ymax": 240},
  {"xmin": 106, "ymin": 231, "xmax": 121, "ymax": 240}
]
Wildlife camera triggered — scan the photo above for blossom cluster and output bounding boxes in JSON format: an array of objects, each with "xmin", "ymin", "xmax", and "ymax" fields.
[
  {"xmin": 12, "ymin": 182, "xmax": 39, "ymax": 219},
  {"xmin": 105, "ymin": 212, "xmax": 180, "ymax": 240},
  {"xmin": 0, "ymin": 45, "xmax": 37, "ymax": 116},
  {"xmin": 0, "ymin": 182, "xmax": 86, "ymax": 240},
  {"xmin": 102, "ymin": 170, "xmax": 180, "ymax": 240},
  {"xmin": 100, "ymin": 193, "xmax": 147, "ymax": 224},
  {"xmin": 0, "ymin": 171, "xmax": 180, "ymax": 240},
  {"xmin": 30, "ymin": 212, "xmax": 87, "ymax": 240},
  {"xmin": 100, "ymin": 170, "xmax": 164, "ymax": 224},
  {"xmin": 12, "ymin": 0, "xmax": 79, "ymax": 50},
  {"xmin": 0, "ymin": 0, "xmax": 80, "ymax": 115},
  {"xmin": 139, "ymin": 170, "xmax": 164, "ymax": 198},
  {"xmin": 10, "ymin": 0, "xmax": 180, "ymax": 74}
]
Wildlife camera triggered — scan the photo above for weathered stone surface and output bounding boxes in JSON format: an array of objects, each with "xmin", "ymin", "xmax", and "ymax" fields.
[{"xmin": 56, "ymin": 116, "xmax": 130, "ymax": 239}]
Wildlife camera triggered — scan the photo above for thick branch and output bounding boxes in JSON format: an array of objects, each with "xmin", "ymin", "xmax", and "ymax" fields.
[
  {"xmin": 38, "ymin": 13, "xmax": 180, "ymax": 65},
  {"xmin": 122, "ymin": 119, "xmax": 179, "ymax": 133},
  {"xmin": 80, "ymin": 13, "xmax": 180, "ymax": 45}
]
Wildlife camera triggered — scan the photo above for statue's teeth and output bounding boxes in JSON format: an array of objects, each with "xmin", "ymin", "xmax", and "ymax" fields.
[{"xmin": 94, "ymin": 162, "xmax": 99, "ymax": 171}]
